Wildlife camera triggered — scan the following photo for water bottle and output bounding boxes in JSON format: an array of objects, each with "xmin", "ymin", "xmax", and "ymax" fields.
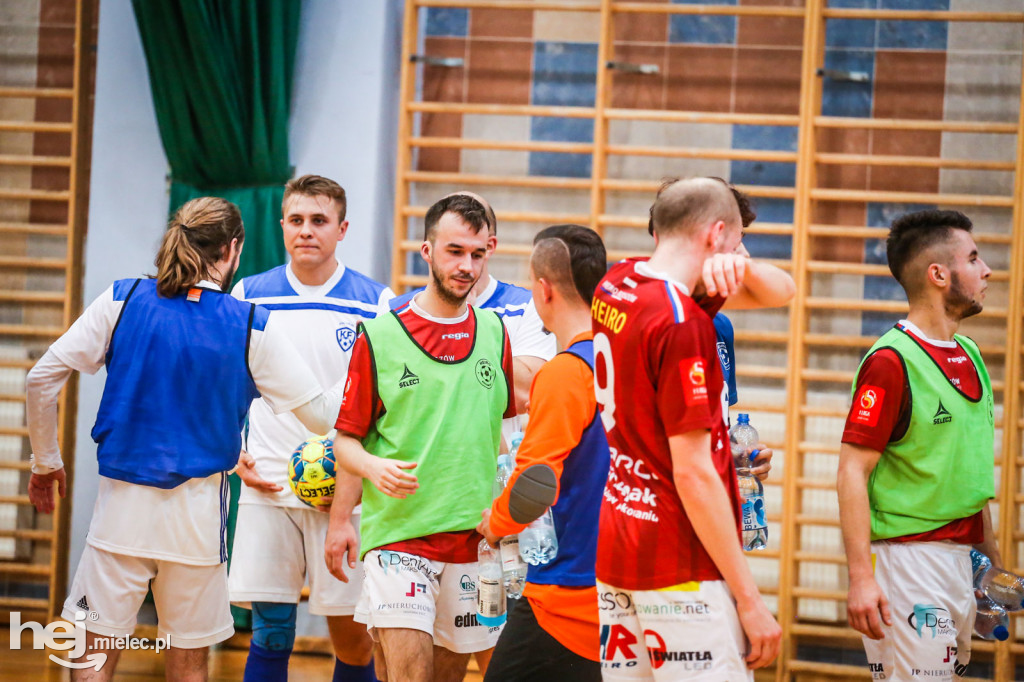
[
  {"xmin": 975, "ymin": 596, "xmax": 1010, "ymax": 641},
  {"xmin": 729, "ymin": 413, "xmax": 767, "ymax": 551},
  {"xmin": 519, "ymin": 507, "xmax": 559, "ymax": 565},
  {"xmin": 972, "ymin": 549, "xmax": 1024, "ymax": 611},
  {"xmin": 493, "ymin": 455, "xmax": 527, "ymax": 599},
  {"xmin": 476, "ymin": 539, "xmax": 507, "ymax": 627},
  {"xmin": 509, "ymin": 431, "xmax": 524, "ymax": 462}
]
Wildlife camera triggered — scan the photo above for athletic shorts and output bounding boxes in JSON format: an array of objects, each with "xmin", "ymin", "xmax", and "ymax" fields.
[
  {"xmin": 62, "ymin": 544, "xmax": 233, "ymax": 649},
  {"xmin": 355, "ymin": 548, "xmax": 502, "ymax": 654},
  {"xmin": 596, "ymin": 580, "xmax": 752, "ymax": 681},
  {"xmin": 485, "ymin": 596, "xmax": 600, "ymax": 681},
  {"xmin": 228, "ymin": 504, "xmax": 363, "ymax": 616},
  {"xmin": 862, "ymin": 541, "xmax": 974, "ymax": 682}
]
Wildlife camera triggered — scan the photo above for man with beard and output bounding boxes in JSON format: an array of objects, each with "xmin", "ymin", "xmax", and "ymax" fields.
[
  {"xmin": 26, "ymin": 197, "xmax": 347, "ymax": 680},
  {"xmin": 838, "ymin": 209, "xmax": 1000, "ymax": 681},
  {"xmin": 325, "ymin": 193, "xmax": 515, "ymax": 682}
]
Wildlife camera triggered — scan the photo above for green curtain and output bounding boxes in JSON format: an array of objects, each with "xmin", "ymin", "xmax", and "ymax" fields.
[
  {"xmin": 131, "ymin": 0, "xmax": 300, "ymax": 281},
  {"xmin": 132, "ymin": 1, "xmax": 301, "ymax": 629}
]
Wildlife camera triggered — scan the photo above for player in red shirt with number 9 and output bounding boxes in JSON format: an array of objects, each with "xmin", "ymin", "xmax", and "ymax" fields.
[{"xmin": 592, "ymin": 177, "xmax": 780, "ymax": 680}]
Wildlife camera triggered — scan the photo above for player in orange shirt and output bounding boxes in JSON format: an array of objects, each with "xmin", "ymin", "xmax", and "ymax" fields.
[{"xmin": 477, "ymin": 223, "xmax": 608, "ymax": 680}]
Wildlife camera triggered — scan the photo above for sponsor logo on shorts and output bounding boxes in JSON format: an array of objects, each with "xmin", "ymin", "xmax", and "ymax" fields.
[
  {"xmin": 907, "ymin": 604, "xmax": 954, "ymax": 639},
  {"xmin": 933, "ymin": 401, "xmax": 952, "ymax": 425},
  {"xmin": 376, "ymin": 550, "xmax": 439, "ymax": 579},
  {"xmin": 475, "ymin": 359, "xmax": 496, "ymax": 389},
  {"xmin": 405, "ymin": 582, "xmax": 427, "ymax": 597},
  {"xmin": 599, "ymin": 591, "xmax": 632, "ymax": 611},
  {"xmin": 454, "ymin": 612, "xmax": 501, "ymax": 633},
  {"xmin": 636, "ymin": 600, "xmax": 710, "ymax": 620},
  {"xmin": 599, "ymin": 624, "xmax": 639, "ymax": 669},
  {"xmin": 869, "ymin": 662, "xmax": 887, "ymax": 680},
  {"xmin": 399, "ymin": 365, "xmax": 420, "ymax": 388},
  {"xmin": 460, "ymin": 575, "xmax": 476, "ymax": 593},
  {"xmin": 376, "ymin": 601, "xmax": 432, "ymax": 613},
  {"xmin": 644, "ymin": 629, "xmax": 712, "ymax": 671}
]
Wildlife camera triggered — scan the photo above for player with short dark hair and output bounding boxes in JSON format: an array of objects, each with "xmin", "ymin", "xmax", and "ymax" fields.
[
  {"xmin": 477, "ymin": 224, "xmax": 608, "ymax": 681},
  {"xmin": 325, "ymin": 193, "xmax": 515, "ymax": 682},
  {"xmin": 839, "ymin": 209, "xmax": 999, "ymax": 681}
]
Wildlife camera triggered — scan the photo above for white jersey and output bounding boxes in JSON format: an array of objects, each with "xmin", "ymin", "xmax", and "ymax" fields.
[
  {"xmin": 33, "ymin": 280, "xmax": 324, "ymax": 565},
  {"xmin": 233, "ymin": 260, "xmax": 393, "ymax": 508}
]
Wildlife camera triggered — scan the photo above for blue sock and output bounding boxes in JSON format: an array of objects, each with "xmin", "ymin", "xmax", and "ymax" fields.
[
  {"xmin": 332, "ymin": 657, "xmax": 377, "ymax": 682},
  {"xmin": 244, "ymin": 642, "xmax": 291, "ymax": 682}
]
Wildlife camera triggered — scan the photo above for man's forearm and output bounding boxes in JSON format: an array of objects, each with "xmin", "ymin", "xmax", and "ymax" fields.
[
  {"xmin": 333, "ymin": 433, "xmax": 375, "ymax": 480},
  {"xmin": 837, "ymin": 463, "xmax": 875, "ymax": 580},
  {"xmin": 330, "ymin": 471, "xmax": 362, "ymax": 525},
  {"xmin": 674, "ymin": 464, "xmax": 762, "ymax": 607}
]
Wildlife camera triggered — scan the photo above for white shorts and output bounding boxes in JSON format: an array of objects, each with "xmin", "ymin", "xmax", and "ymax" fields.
[
  {"xmin": 862, "ymin": 541, "xmax": 974, "ymax": 682},
  {"xmin": 62, "ymin": 544, "xmax": 233, "ymax": 649},
  {"xmin": 355, "ymin": 549, "xmax": 502, "ymax": 654},
  {"xmin": 597, "ymin": 580, "xmax": 752, "ymax": 681},
  {"xmin": 228, "ymin": 504, "xmax": 364, "ymax": 616}
]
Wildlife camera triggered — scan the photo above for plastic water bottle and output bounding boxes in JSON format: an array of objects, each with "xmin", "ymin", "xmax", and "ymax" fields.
[
  {"xmin": 729, "ymin": 414, "xmax": 767, "ymax": 551},
  {"xmin": 972, "ymin": 549, "xmax": 1024, "ymax": 611},
  {"xmin": 509, "ymin": 431, "xmax": 524, "ymax": 462},
  {"xmin": 493, "ymin": 455, "xmax": 527, "ymax": 599},
  {"xmin": 975, "ymin": 596, "xmax": 1010, "ymax": 641},
  {"xmin": 519, "ymin": 507, "xmax": 559, "ymax": 565},
  {"xmin": 476, "ymin": 539, "xmax": 506, "ymax": 627}
]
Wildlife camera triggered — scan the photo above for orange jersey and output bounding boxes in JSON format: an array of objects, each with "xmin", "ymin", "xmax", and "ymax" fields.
[{"xmin": 490, "ymin": 331, "xmax": 601, "ymax": 661}]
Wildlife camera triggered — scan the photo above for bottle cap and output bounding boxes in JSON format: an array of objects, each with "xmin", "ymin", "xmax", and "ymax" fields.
[
  {"xmin": 995, "ymin": 625, "xmax": 1009, "ymax": 641},
  {"xmin": 737, "ymin": 413, "xmax": 750, "ymax": 424},
  {"xmin": 749, "ymin": 449, "xmax": 760, "ymax": 463},
  {"xmin": 497, "ymin": 454, "xmax": 512, "ymax": 468}
]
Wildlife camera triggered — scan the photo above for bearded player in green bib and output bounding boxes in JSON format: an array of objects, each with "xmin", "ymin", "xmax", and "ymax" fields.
[
  {"xmin": 838, "ymin": 210, "xmax": 1001, "ymax": 682},
  {"xmin": 324, "ymin": 194, "xmax": 515, "ymax": 682}
]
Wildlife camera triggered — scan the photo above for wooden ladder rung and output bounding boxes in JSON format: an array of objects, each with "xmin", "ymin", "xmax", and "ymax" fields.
[
  {"xmin": 0, "ymin": 394, "xmax": 28, "ymax": 404},
  {"xmin": 0, "ymin": 357, "xmax": 36, "ymax": 369},
  {"xmin": 0, "ymin": 290, "xmax": 66, "ymax": 304},
  {"xmin": 0, "ymin": 188, "xmax": 70, "ymax": 202},
  {"xmin": 0, "ymin": 255, "xmax": 68, "ymax": 270},
  {"xmin": 0, "ymin": 324, "xmax": 66, "ymax": 338},
  {"xmin": 0, "ymin": 121, "xmax": 73, "ymax": 134},
  {"xmin": 0, "ymin": 426, "xmax": 30, "ymax": 437},
  {"xmin": 0, "ymin": 154, "xmax": 72, "ymax": 168},
  {"xmin": 0, "ymin": 460, "xmax": 31, "ymax": 471},
  {"xmin": 0, "ymin": 221, "xmax": 68, "ymax": 236},
  {"xmin": 0, "ymin": 495, "xmax": 33, "ymax": 505},
  {"xmin": 0, "ymin": 596, "xmax": 51, "ymax": 611},
  {"xmin": 0, "ymin": 562, "xmax": 51, "ymax": 577},
  {"xmin": 0, "ymin": 86, "xmax": 74, "ymax": 99},
  {"xmin": 0, "ymin": 528, "xmax": 54, "ymax": 542}
]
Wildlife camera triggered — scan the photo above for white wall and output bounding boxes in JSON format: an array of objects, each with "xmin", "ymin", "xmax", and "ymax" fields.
[{"xmin": 72, "ymin": 0, "xmax": 403, "ymax": 630}]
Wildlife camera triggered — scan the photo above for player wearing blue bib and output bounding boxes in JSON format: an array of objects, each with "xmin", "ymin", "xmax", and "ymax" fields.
[
  {"xmin": 26, "ymin": 198, "xmax": 345, "ymax": 681},
  {"xmin": 229, "ymin": 176, "xmax": 392, "ymax": 682}
]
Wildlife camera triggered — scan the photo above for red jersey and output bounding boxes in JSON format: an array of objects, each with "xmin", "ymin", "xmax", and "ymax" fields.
[
  {"xmin": 336, "ymin": 298, "xmax": 515, "ymax": 562},
  {"xmin": 842, "ymin": 320, "xmax": 984, "ymax": 544},
  {"xmin": 592, "ymin": 258, "xmax": 740, "ymax": 590}
]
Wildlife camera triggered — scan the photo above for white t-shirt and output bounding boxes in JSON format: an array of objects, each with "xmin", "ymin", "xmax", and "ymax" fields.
[
  {"xmin": 232, "ymin": 260, "xmax": 393, "ymax": 508},
  {"xmin": 30, "ymin": 279, "xmax": 327, "ymax": 565}
]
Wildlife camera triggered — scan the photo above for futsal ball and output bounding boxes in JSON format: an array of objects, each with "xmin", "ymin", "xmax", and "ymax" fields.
[{"xmin": 288, "ymin": 436, "xmax": 337, "ymax": 509}]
